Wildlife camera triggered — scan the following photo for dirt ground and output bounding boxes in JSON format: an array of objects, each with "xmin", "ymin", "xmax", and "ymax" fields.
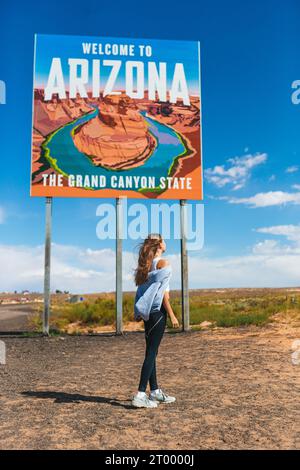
[{"xmin": 0, "ymin": 322, "xmax": 299, "ymax": 450}]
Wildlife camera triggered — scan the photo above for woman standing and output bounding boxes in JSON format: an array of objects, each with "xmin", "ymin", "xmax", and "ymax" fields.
[{"xmin": 132, "ymin": 233, "xmax": 180, "ymax": 409}]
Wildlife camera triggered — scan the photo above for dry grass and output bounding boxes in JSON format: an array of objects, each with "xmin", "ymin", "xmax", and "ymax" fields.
[{"xmin": 29, "ymin": 288, "xmax": 300, "ymax": 334}]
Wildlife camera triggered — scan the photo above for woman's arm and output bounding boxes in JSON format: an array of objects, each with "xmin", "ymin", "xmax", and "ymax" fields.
[{"xmin": 157, "ymin": 258, "xmax": 180, "ymax": 329}]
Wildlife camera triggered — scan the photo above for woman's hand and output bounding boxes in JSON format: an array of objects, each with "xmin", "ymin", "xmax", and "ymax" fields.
[{"xmin": 170, "ymin": 315, "xmax": 180, "ymax": 329}]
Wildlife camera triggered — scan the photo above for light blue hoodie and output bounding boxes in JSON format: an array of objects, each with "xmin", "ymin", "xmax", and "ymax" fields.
[{"xmin": 134, "ymin": 265, "xmax": 172, "ymax": 321}]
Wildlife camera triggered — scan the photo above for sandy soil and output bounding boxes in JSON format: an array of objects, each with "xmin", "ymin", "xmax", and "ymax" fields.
[{"xmin": 0, "ymin": 322, "xmax": 299, "ymax": 450}]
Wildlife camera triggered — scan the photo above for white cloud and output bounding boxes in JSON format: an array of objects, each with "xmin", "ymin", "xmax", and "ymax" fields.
[
  {"xmin": 0, "ymin": 207, "xmax": 5, "ymax": 224},
  {"xmin": 285, "ymin": 165, "xmax": 299, "ymax": 173},
  {"xmin": 292, "ymin": 184, "xmax": 300, "ymax": 190},
  {"xmin": 0, "ymin": 244, "xmax": 118, "ymax": 293},
  {"xmin": 252, "ymin": 239, "xmax": 300, "ymax": 255},
  {"xmin": 256, "ymin": 224, "xmax": 300, "ymax": 243},
  {"xmin": 224, "ymin": 190, "xmax": 300, "ymax": 208},
  {"xmin": 184, "ymin": 224, "xmax": 300, "ymax": 287},
  {"xmin": 205, "ymin": 152, "xmax": 267, "ymax": 190},
  {"xmin": 186, "ymin": 251, "xmax": 300, "ymax": 287},
  {"xmin": 232, "ymin": 183, "xmax": 244, "ymax": 191}
]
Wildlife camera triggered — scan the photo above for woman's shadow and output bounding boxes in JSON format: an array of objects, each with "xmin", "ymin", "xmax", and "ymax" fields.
[{"xmin": 22, "ymin": 390, "xmax": 136, "ymax": 409}]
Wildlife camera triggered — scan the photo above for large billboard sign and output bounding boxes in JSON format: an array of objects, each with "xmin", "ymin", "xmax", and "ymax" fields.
[{"xmin": 31, "ymin": 34, "xmax": 203, "ymax": 199}]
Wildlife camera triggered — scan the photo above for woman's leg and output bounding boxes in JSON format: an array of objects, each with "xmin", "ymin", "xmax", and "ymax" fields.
[
  {"xmin": 149, "ymin": 351, "xmax": 158, "ymax": 391},
  {"xmin": 138, "ymin": 310, "xmax": 166, "ymax": 392},
  {"xmin": 149, "ymin": 307, "xmax": 167, "ymax": 390}
]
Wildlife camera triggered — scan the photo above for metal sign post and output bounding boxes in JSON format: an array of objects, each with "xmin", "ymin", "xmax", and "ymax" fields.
[
  {"xmin": 43, "ymin": 196, "xmax": 52, "ymax": 336},
  {"xmin": 116, "ymin": 197, "xmax": 123, "ymax": 334},
  {"xmin": 180, "ymin": 199, "xmax": 190, "ymax": 331}
]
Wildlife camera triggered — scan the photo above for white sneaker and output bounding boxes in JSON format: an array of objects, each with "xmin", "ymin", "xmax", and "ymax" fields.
[
  {"xmin": 132, "ymin": 393, "xmax": 159, "ymax": 408},
  {"xmin": 149, "ymin": 388, "xmax": 176, "ymax": 404}
]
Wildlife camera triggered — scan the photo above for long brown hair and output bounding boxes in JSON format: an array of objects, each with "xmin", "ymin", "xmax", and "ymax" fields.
[{"xmin": 134, "ymin": 233, "xmax": 163, "ymax": 286}]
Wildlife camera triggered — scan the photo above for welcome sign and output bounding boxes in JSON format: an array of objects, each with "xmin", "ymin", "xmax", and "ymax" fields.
[{"xmin": 31, "ymin": 34, "xmax": 203, "ymax": 199}]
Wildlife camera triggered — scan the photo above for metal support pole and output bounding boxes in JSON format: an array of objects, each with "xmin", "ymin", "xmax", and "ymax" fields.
[
  {"xmin": 116, "ymin": 197, "xmax": 123, "ymax": 334},
  {"xmin": 180, "ymin": 199, "xmax": 190, "ymax": 331},
  {"xmin": 43, "ymin": 197, "xmax": 52, "ymax": 336}
]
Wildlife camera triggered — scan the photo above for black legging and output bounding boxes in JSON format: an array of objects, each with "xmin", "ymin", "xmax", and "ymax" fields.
[{"xmin": 138, "ymin": 304, "xmax": 167, "ymax": 392}]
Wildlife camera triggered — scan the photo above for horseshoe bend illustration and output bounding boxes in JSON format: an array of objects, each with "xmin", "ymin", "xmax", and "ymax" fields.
[{"xmin": 32, "ymin": 91, "xmax": 201, "ymax": 194}]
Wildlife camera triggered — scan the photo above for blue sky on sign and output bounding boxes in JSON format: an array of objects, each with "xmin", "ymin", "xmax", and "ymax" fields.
[
  {"xmin": 0, "ymin": 0, "xmax": 299, "ymax": 293},
  {"xmin": 34, "ymin": 34, "xmax": 200, "ymax": 94}
]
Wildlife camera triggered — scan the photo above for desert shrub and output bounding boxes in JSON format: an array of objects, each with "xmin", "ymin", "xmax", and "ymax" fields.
[{"xmin": 30, "ymin": 290, "xmax": 299, "ymax": 333}]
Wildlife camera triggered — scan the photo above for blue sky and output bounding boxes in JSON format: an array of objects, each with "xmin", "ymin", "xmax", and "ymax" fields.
[{"xmin": 0, "ymin": 0, "xmax": 299, "ymax": 292}]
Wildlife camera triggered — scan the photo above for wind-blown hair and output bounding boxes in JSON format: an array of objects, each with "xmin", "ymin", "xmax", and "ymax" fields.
[{"xmin": 134, "ymin": 233, "xmax": 163, "ymax": 286}]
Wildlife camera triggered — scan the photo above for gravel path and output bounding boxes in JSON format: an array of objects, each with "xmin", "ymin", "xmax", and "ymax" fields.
[
  {"xmin": 0, "ymin": 304, "xmax": 36, "ymax": 332},
  {"xmin": 0, "ymin": 324, "xmax": 299, "ymax": 450}
]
